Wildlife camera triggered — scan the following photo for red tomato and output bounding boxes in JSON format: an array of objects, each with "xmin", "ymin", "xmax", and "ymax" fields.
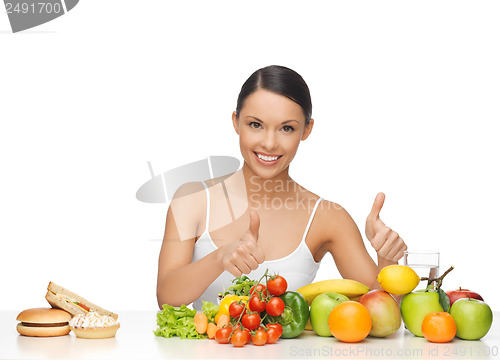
[
  {"xmin": 228, "ymin": 301, "xmax": 246, "ymax": 318},
  {"xmin": 242, "ymin": 313, "xmax": 261, "ymax": 330},
  {"xmin": 266, "ymin": 327, "xmax": 281, "ymax": 344},
  {"xmin": 266, "ymin": 323, "xmax": 283, "ymax": 337},
  {"xmin": 266, "ymin": 297, "xmax": 285, "ymax": 317},
  {"xmin": 267, "ymin": 275, "xmax": 287, "ymax": 296},
  {"xmin": 250, "ymin": 283, "xmax": 268, "ymax": 298},
  {"xmin": 215, "ymin": 327, "xmax": 232, "ymax": 344},
  {"xmin": 251, "ymin": 329, "xmax": 268, "ymax": 346},
  {"xmin": 248, "ymin": 295, "xmax": 266, "ymax": 313},
  {"xmin": 242, "ymin": 328, "xmax": 251, "ymax": 344},
  {"xmin": 231, "ymin": 329, "xmax": 247, "ymax": 347}
]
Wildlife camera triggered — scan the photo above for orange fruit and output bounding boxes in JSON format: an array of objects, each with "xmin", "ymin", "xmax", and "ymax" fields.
[
  {"xmin": 328, "ymin": 301, "xmax": 372, "ymax": 343},
  {"xmin": 421, "ymin": 312, "xmax": 457, "ymax": 343}
]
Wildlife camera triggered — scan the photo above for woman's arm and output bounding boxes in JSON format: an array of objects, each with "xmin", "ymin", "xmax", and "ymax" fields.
[
  {"xmin": 156, "ymin": 183, "xmax": 225, "ymax": 308},
  {"xmin": 156, "ymin": 183, "xmax": 265, "ymax": 308},
  {"xmin": 319, "ymin": 199, "xmax": 406, "ymax": 290}
]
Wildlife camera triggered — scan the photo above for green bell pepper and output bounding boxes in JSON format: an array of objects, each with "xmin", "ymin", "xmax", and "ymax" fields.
[{"xmin": 265, "ymin": 291, "xmax": 309, "ymax": 338}]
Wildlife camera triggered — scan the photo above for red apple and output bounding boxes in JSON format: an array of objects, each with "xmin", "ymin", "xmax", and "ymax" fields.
[
  {"xmin": 359, "ymin": 289, "xmax": 401, "ymax": 337},
  {"xmin": 446, "ymin": 287, "xmax": 483, "ymax": 307}
]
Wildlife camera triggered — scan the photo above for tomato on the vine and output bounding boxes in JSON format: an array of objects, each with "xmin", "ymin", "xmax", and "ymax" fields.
[
  {"xmin": 267, "ymin": 275, "xmax": 287, "ymax": 296},
  {"xmin": 266, "ymin": 323, "xmax": 283, "ymax": 337},
  {"xmin": 231, "ymin": 329, "xmax": 247, "ymax": 347},
  {"xmin": 266, "ymin": 327, "xmax": 281, "ymax": 344},
  {"xmin": 266, "ymin": 297, "xmax": 285, "ymax": 317},
  {"xmin": 251, "ymin": 329, "xmax": 268, "ymax": 346},
  {"xmin": 250, "ymin": 283, "xmax": 268, "ymax": 298},
  {"xmin": 242, "ymin": 313, "xmax": 261, "ymax": 330},
  {"xmin": 228, "ymin": 301, "xmax": 246, "ymax": 318},
  {"xmin": 215, "ymin": 327, "xmax": 232, "ymax": 344},
  {"xmin": 248, "ymin": 295, "xmax": 266, "ymax": 313}
]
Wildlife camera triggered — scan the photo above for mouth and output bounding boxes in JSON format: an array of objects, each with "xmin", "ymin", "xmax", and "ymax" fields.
[{"xmin": 253, "ymin": 151, "xmax": 283, "ymax": 165}]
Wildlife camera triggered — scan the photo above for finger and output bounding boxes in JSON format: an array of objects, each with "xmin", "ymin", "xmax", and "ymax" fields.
[
  {"xmin": 229, "ymin": 265, "xmax": 242, "ymax": 278},
  {"xmin": 243, "ymin": 255, "xmax": 259, "ymax": 271},
  {"xmin": 377, "ymin": 231, "xmax": 399, "ymax": 258},
  {"xmin": 250, "ymin": 246, "xmax": 265, "ymax": 264},
  {"xmin": 367, "ymin": 192, "xmax": 385, "ymax": 222},
  {"xmin": 248, "ymin": 210, "xmax": 260, "ymax": 241},
  {"xmin": 370, "ymin": 226, "xmax": 391, "ymax": 252},
  {"xmin": 234, "ymin": 259, "xmax": 251, "ymax": 275}
]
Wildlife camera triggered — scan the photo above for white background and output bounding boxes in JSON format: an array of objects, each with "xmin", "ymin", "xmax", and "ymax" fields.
[{"xmin": 1, "ymin": 1, "xmax": 499, "ymax": 312}]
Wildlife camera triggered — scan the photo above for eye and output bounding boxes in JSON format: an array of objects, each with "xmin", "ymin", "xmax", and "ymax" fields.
[
  {"xmin": 249, "ymin": 122, "xmax": 262, "ymax": 129},
  {"xmin": 282, "ymin": 125, "xmax": 295, "ymax": 133}
]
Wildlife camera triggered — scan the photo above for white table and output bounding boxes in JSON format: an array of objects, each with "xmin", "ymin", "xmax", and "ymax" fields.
[{"xmin": 1, "ymin": 311, "xmax": 499, "ymax": 359}]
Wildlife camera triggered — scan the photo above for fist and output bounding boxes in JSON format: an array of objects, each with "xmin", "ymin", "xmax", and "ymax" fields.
[
  {"xmin": 365, "ymin": 193, "xmax": 407, "ymax": 262},
  {"xmin": 220, "ymin": 210, "xmax": 265, "ymax": 277}
]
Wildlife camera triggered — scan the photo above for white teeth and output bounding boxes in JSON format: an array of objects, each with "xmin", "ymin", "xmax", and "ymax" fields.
[{"xmin": 256, "ymin": 153, "xmax": 279, "ymax": 161}]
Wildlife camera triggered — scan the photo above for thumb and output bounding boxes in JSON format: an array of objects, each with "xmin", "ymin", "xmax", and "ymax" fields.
[
  {"xmin": 368, "ymin": 192, "xmax": 385, "ymax": 221},
  {"xmin": 248, "ymin": 210, "xmax": 260, "ymax": 241}
]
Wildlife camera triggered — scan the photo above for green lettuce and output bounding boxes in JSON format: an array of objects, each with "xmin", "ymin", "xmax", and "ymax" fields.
[
  {"xmin": 201, "ymin": 301, "xmax": 219, "ymax": 323},
  {"xmin": 153, "ymin": 304, "xmax": 206, "ymax": 339}
]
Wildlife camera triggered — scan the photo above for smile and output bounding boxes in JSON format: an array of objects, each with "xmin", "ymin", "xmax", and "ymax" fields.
[{"xmin": 254, "ymin": 152, "xmax": 282, "ymax": 163}]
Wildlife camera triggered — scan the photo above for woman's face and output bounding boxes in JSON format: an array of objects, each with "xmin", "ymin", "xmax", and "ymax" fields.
[{"xmin": 232, "ymin": 89, "xmax": 314, "ymax": 180}]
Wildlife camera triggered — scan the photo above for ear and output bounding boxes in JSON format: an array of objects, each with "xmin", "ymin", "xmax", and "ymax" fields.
[
  {"xmin": 301, "ymin": 118, "xmax": 314, "ymax": 140},
  {"xmin": 232, "ymin": 111, "xmax": 240, "ymax": 135}
]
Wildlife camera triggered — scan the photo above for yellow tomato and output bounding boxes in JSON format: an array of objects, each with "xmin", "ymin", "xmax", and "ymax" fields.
[{"xmin": 214, "ymin": 295, "xmax": 249, "ymax": 323}]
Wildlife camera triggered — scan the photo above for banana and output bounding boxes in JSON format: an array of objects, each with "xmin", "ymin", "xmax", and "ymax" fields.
[{"xmin": 296, "ymin": 279, "xmax": 370, "ymax": 305}]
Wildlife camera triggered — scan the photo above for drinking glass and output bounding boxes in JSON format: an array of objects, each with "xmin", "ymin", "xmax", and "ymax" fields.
[{"xmin": 403, "ymin": 251, "xmax": 440, "ymax": 281}]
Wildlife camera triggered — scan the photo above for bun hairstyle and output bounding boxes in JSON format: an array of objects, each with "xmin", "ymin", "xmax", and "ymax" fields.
[{"xmin": 235, "ymin": 65, "xmax": 313, "ymax": 125}]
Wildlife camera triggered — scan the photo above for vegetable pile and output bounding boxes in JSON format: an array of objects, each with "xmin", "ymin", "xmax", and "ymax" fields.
[{"xmin": 154, "ymin": 270, "xmax": 310, "ymax": 347}]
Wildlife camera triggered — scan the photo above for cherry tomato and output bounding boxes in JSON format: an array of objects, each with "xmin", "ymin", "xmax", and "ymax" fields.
[
  {"xmin": 266, "ymin": 327, "xmax": 281, "ymax": 344},
  {"xmin": 265, "ymin": 297, "xmax": 285, "ymax": 317},
  {"xmin": 251, "ymin": 329, "xmax": 268, "ymax": 346},
  {"xmin": 266, "ymin": 323, "xmax": 283, "ymax": 337},
  {"xmin": 228, "ymin": 301, "xmax": 246, "ymax": 318},
  {"xmin": 248, "ymin": 295, "xmax": 266, "ymax": 313},
  {"xmin": 215, "ymin": 327, "xmax": 232, "ymax": 344},
  {"xmin": 267, "ymin": 275, "xmax": 287, "ymax": 296},
  {"xmin": 242, "ymin": 328, "xmax": 251, "ymax": 344},
  {"xmin": 250, "ymin": 283, "xmax": 268, "ymax": 298},
  {"xmin": 231, "ymin": 329, "xmax": 247, "ymax": 347},
  {"xmin": 242, "ymin": 313, "xmax": 261, "ymax": 330}
]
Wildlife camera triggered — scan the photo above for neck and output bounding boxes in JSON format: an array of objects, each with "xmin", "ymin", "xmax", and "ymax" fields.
[{"xmin": 241, "ymin": 162, "xmax": 293, "ymax": 199}]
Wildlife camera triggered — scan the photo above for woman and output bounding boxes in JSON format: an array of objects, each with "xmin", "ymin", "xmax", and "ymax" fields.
[{"xmin": 157, "ymin": 65, "xmax": 407, "ymax": 310}]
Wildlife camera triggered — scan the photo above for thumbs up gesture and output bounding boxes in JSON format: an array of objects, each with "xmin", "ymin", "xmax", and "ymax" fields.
[
  {"xmin": 219, "ymin": 210, "xmax": 265, "ymax": 277},
  {"xmin": 365, "ymin": 193, "xmax": 407, "ymax": 262}
]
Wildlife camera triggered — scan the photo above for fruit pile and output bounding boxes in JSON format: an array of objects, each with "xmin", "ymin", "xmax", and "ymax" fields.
[{"xmin": 295, "ymin": 264, "xmax": 493, "ymax": 343}]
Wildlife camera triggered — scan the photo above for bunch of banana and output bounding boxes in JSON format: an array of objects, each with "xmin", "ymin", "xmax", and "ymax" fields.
[{"xmin": 297, "ymin": 279, "xmax": 370, "ymax": 305}]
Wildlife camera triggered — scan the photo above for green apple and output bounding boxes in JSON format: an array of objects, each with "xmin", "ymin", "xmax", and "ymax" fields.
[
  {"xmin": 400, "ymin": 290, "xmax": 444, "ymax": 337},
  {"xmin": 359, "ymin": 289, "xmax": 401, "ymax": 337},
  {"xmin": 449, "ymin": 298, "xmax": 493, "ymax": 340},
  {"xmin": 310, "ymin": 292, "xmax": 349, "ymax": 336}
]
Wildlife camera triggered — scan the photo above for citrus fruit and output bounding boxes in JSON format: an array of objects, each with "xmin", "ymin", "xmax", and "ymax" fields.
[
  {"xmin": 421, "ymin": 312, "xmax": 457, "ymax": 343},
  {"xmin": 377, "ymin": 265, "xmax": 420, "ymax": 295},
  {"xmin": 328, "ymin": 301, "xmax": 372, "ymax": 342}
]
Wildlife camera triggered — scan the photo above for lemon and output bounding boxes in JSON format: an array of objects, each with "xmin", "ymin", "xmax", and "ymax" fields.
[{"xmin": 377, "ymin": 265, "xmax": 421, "ymax": 295}]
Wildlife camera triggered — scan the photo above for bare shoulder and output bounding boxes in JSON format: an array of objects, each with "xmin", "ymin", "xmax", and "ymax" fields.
[
  {"xmin": 169, "ymin": 181, "xmax": 208, "ymax": 238},
  {"xmin": 314, "ymin": 199, "xmax": 360, "ymax": 240}
]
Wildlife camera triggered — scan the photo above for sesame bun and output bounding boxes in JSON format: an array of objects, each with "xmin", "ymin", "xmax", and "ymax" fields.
[
  {"xmin": 70, "ymin": 324, "xmax": 120, "ymax": 339},
  {"xmin": 16, "ymin": 308, "xmax": 71, "ymax": 337}
]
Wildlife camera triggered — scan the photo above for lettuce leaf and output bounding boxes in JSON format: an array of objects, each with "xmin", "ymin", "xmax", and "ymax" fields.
[
  {"xmin": 201, "ymin": 301, "xmax": 219, "ymax": 323},
  {"xmin": 153, "ymin": 304, "xmax": 206, "ymax": 339}
]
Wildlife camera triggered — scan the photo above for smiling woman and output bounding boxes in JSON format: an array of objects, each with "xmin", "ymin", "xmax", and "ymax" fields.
[{"xmin": 156, "ymin": 65, "xmax": 407, "ymax": 310}]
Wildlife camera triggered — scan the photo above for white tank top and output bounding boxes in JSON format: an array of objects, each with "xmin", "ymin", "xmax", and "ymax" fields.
[{"xmin": 192, "ymin": 181, "xmax": 322, "ymax": 310}]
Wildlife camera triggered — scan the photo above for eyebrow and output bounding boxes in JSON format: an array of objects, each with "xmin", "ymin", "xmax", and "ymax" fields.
[{"xmin": 245, "ymin": 116, "xmax": 300, "ymax": 125}]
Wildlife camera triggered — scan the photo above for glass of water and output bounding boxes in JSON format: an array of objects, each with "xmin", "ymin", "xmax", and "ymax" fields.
[{"xmin": 403, "ymin": 251, "xmax": 440, "ymax": 281}]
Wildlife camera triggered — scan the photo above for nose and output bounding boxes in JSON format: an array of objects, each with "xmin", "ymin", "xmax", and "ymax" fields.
[{"xmin": 261, "ymin": 129, "xmax": 279, "ymax": 152}]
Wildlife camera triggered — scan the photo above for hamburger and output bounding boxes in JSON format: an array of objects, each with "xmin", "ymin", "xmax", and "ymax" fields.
[{"xmin": 16, "ymin": 308, "xmax": 72, "ymax": 337}]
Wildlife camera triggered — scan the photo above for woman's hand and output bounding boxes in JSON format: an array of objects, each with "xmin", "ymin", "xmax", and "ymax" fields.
[
  {"xmin": 218, "ymin": 210, "xmax": 265, "ymax": 277},
  {"xmin": 365, "ymin": 193, "xmax": 407, "ymax": 262}
]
